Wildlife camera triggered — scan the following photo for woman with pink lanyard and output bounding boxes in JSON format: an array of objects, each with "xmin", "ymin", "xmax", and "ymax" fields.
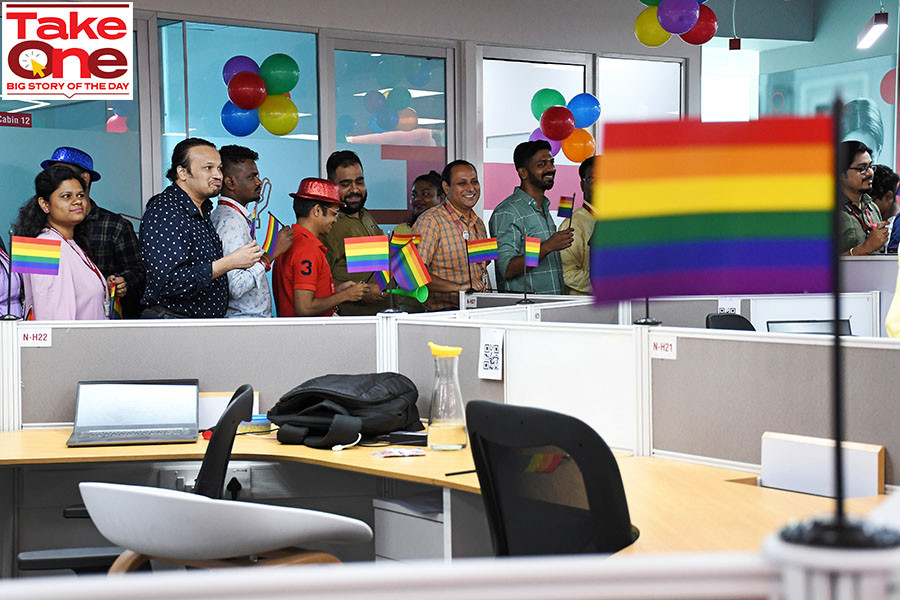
[{"xmin": 13, "ymin": 165, "xmax": 110, "ymax": 320}]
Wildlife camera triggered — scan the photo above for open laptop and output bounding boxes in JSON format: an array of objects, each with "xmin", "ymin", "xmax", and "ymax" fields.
[
  {"xmin": 67, "ymin": 379, "xmax": 200, "ymax": 447},
  {"xmin": 766, "ymin": 319, "xmax": 852, "ymax": 336}
]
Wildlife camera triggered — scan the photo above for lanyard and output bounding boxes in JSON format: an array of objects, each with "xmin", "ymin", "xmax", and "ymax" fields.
[
  {"xmin": 444, "ymin": 203, "xmax": 470, "ymax": 241},
  {"xmin": 843, "ymin": 199, "xmax": 877, "ymax": 232},
  {"xmin": 46, "ymin": 227, "xmax": 107, "ymax": 289},
  {"xmin": 218, "ymin": 199, "xmax": 251, "ymax": 225}
]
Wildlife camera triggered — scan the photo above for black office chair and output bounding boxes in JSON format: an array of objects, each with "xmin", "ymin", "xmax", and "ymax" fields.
[
  {"xmin": 705, "ymin": 312, "xmax": 755, "ymax": 331},
  {"xmin": 17, "ymin": 384, "xmax": 253, "ymax": 574},
  {"xmin": 466, "ymin": 401, "xmax": 638, "ymax": 556}
]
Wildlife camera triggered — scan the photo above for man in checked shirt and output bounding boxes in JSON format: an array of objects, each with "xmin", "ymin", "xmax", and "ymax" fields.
[
  {"xmin": 40, "ymin": 146, "xmax": 146, "ymax": 318},
  {"xmin": 412, "ymin": 160, "xmax": 489, "ymax": 311}
]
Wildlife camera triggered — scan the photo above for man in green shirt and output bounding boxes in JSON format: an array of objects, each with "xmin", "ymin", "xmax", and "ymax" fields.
[
  {"xmin": 489, "ymin": 140, "xmax": 574, "ymax": 294},
  {"xmin": 321, "ymin": 151, "xmax": 390, "ymax": 315}
]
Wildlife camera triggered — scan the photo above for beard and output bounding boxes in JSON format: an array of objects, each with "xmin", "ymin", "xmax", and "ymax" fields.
[
  {"xmin": 528, "ymin": 171, "xmax": 555, "ymax": 191},
  {"xmin": 340, "ymin": 193, "xmax": 367, "ymax": 215}
]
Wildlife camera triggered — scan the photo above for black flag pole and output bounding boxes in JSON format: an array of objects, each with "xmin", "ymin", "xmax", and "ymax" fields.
[
  {"xmin": 779, "ymin": 97, "xmax": 899, "ymax": 549},
  {"xmin": 516, "ymin": 237, "xmax": 533, "ymax": 305},
  {"xmin": 633, "ymin": 296, "xmax": 660, "ymax": 326}
]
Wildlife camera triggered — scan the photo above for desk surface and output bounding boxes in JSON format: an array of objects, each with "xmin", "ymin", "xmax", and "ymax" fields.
[{"xmin": 0, "ymin": 429, "xmax": 885, "ymax": 555}]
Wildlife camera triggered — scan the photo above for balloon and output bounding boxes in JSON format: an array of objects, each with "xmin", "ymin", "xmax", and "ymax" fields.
[
  {"xmin": 375, "ymin": 107, "xmax": 399, "ymax": 131},
  {"xmin": 529, "ymin": 127, "xmax": 561, "ymax": 156},
  {"xmin": 881, "ymin": 69, "xmax": 897, "ymax": 105},
  {"xmin": 680, "ymin": 4, "xmax": 717, "ymax": 45},
  {"xmin": 259, "ymin": 53, "xmax": 299, "ymax": 95},
  {"xmin": 397, "ymin": 107, "xmax": 418, "ymax": 131},
  {"xmin": 375, "ymin": 59, "xmax": 402, "ymax": 88},
  {"xmin": 540, "ymin": 106, "xmax": 575, "ymax": 141},
  {"xmin": 567, "ymin": 93, "xmax": 602, "ymax": 128},
  {"xmin": 105, "ymin": 114, "xmax": 127, "ymax": 133},
  {"xmin": 222, "ymin": 55, "xmax": 259, "ymax": 85},
  {"xmin": 221, "ymin": 101, "xmax": 260, "ymax": 136},
  {"xmin": 403, "ymin": 58, "xmax": 422, "ymax": 77},
  {"xmin": 369, "ymin": 114, "xmax": 384, "ymax": 133},
  {"xmin": 639, "ymin": 0, "xmax": 660, "ymax": 4},
  {"xmin": 657, "ymin": 0, "xmax": 700, "ymax": 35},
  {"xmin": 635, "ymin": 7, "xmax": 672, "ymax": 47},
  {"xmin": 561, "ymin": 129, "xmax": 595, "ymax": 163},
  {"xmin": 110, "ymin": 100, "xmax": 136, "ymax": 118},
  {"xmin": 337, "ymin": 114, "xmax": 356, "ymax": 137},
  {"xmin": 227, "ymin": 71, "xmax": 267, "ymax": 110},
  {"xmin": 363, "ymin": 90, "xmax": 386, "ymax": 113},
  {"xmin": 530, "ymin": 88, "xmax": 566, "ymax": 120},
  {"xmin": 407, "ymin": 64, "xmax": 432, "ymax": 87},
  {"xmin": 386, "ymin": 86, "xmax": 412, "ymax": 111},
  {"xmin": 258, "ymin": 95, "xmax": 298, "ymax": 135}
]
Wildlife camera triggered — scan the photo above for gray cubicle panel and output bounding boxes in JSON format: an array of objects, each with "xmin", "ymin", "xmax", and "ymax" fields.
[
  {"xmin": 841, "ymin": 255, "xmax": 896, "ymax": 337},
  {"xmin": 535, "ymin": 301, "xmax": 618, "ymax": 324},
  {"xmin": 396, "ymin": 320, "xmax": 504, "ymax": 416},
  {"xmin": 467, "ymin": 293, "xmax": 571, "ymax": 309},
  {"xmin": 649, "ymin": 329, "xmax": 900, "ymax": 484},
  {"xmin": 630, "ymin": 298, "xmax": 750, "ymax": 329},
  {"xmin": 18, "ymin": 319, "xmax": 378, "ymax": 424}
]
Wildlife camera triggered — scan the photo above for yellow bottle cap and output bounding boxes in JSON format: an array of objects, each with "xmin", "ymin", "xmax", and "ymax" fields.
[{"xmin": 428, "ymin": 342, "xmax": 462, "ymax": 357}]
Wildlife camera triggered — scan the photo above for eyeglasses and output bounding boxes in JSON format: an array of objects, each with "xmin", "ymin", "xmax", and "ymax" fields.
[
  {"xmin": 323, "ymin": 207, "xmax": 340, "ymax": 218},
  {"xmin": 581, "ymin": 177, "xmax": 595, "ymax": 184},
  {"xmin": 848, "ymin": 163, "xmax": 874, "ymax": 174}
]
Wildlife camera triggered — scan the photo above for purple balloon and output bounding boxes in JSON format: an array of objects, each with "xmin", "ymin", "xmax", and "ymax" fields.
[
  {"xmin": 363, "ymin": 90, "xmax": 386, "ymax": 114},
  {"xmin": 223, "ymin": 56, "xmax": 259, "ymax": 85},
  {"xmin": 657, "ymin": 0, "xmax": 700, "ymax": 34},
  {"xmin": 529, "ymin": 127, "xmax": 561, "ymax": 157}
]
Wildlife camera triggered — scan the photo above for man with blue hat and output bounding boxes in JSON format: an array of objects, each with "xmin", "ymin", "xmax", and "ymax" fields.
[{"xmin": 42, "ymin": 147, "xmax": 145, "ymax": 318}]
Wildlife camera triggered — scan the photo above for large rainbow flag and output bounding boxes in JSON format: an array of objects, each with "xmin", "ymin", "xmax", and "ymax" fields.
[
  {"xmin": 591, "ymin": 117, "xmax": 834, "ymax": 302},
  {"xmin": 345, "ymin": 235, "xmax": 390, "ymax": 273},
  {"xmin": 390, "ymin": 241, "xmax": 431, "ymax": 291},
  {"xmin": 10, "ymin": 236, "xmax": 61, "ymax": 276}
]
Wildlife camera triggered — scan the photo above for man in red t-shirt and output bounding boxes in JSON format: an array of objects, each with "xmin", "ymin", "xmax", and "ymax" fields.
[{"xmin": 273, "ymin": 178, "xmax": 365, "ymax": 316}]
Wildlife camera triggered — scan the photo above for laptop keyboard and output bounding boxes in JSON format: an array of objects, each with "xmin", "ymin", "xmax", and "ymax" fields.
[{"xmin": 79, "ymin": 428, "xmax": 195, "ymax": 440}]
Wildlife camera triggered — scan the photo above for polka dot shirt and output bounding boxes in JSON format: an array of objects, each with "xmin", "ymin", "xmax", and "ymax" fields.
[{"xmin": 139, "ymin": 184, "xmax": 228, "ymax": 318}]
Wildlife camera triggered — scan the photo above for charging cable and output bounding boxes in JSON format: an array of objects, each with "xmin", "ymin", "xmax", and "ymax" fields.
[{"xmin": 332, "ymin": 433, "xmax": 362, "ymax": 452}]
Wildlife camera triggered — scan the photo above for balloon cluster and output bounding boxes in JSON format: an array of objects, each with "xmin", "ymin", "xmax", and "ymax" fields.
[
  {"xmin": 220, "ymin": 54, "xmax": 301, "ymax": 137},
  {"xmin": 341, "ymin": 58, "xmax": 431, "ymax": 138},
  {"xmin": 634, "ymin": 0, "xmax": 718, "ymax": 48},
  {"xmin": 529, "ymin": 89, "xmax": 600, "ymax": 163}
]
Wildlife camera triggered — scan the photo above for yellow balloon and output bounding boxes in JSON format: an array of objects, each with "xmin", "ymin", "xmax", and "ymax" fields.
[
  {"xmin": 561, "ymin": 128, "xmax": 595, "ymax": 163},
  {"xmin": 634, "ymin": 6, "xmax": 672, "ymax": 47},
  {"xmin": 258, "ymin": 95, "xmax": 299, "ymax": 135}
]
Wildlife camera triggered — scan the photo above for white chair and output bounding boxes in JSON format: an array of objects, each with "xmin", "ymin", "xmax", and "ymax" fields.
[{"xmin": 79, "ymin": 482, "xmax": 372, "ymax": 572}]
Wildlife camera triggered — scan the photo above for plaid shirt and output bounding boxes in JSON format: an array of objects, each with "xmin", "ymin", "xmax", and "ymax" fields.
[
  {"xmin": 489, "ymin": 187, "xmax": 564, "ymax": 294},
  {"xmin": 84, "ymin": 201, "xmax": 145, "ymax": 318},
  {"xmin": 413, "ymin": 202, "xmax": 488, "ymax": 311}
]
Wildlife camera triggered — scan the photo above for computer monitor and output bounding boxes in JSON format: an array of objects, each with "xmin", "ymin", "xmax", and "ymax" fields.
[{"xmin": 766, "ymin": 319, "xmax": 852, "ymax": 336}]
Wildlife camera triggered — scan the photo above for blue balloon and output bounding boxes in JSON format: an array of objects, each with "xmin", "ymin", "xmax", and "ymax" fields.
[
  {"xmin": 110, "ymin": 100, "xmax": 136, "ymax": 118},
  {"xmin": 221, "ymin": 101, "xmax": 259, "ymax": 137},
  {"xmin": 375, "ymin": 107, "xmax": 399, "ymax": 131},
  {"xmin": 567, "ymin": 93, "xmax": 602, "ymax": 129},
  {"xmin": 407, "ymin": 64, "xmax": 432, "ymax": 88},
  {"xmin": 337, "ymin": 114, "xmax": 356, "ymax": 136},
  {"xmin": 369, "ymin": 113, "xmax": 384, "ymax": 133}
]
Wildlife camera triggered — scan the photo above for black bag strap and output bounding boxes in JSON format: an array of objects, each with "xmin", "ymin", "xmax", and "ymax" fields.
[
  {"xmin": 276, "ymin": 424, "xmax": 310, "ymax": 445},
  {"xmin": 303, "ymin": 414, "xmax": 363, "ymax": 449}
]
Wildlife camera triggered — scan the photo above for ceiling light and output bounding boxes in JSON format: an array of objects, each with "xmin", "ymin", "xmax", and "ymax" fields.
[{"xmin": 858, "ymin": 12, "xmax": 888, "ymax": 49}]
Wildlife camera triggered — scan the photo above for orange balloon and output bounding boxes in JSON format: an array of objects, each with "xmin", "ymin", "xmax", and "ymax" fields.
[
  {"xmin": 561, "ymin": 128, "xmax": 595, "ymax": 163},
  {"xmin": 397, "ymin": 107, "xmax": 418, "ymax": 131}
]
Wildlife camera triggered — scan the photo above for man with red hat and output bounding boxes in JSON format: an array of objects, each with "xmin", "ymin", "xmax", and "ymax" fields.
[{"xmin": 273, "ymin": 178, "xmax": 366, "ymax": 317}]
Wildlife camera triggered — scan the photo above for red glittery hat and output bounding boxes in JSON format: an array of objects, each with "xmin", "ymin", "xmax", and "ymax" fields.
[{"xmin": 289, "ymin": 178, "xmax": 342, "ymax": 204}]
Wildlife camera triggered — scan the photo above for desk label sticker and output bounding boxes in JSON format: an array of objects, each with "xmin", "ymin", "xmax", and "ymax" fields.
[
  {"xmin": 717, "ymin": 297, "xmax": 741, "ymax": 314},
  {"xmin": 478, "ymin": 327, "xmax": 504, "ymax": 380},
  {"xmin": 650, "ymin": 335, "xmax": 676, "ymax": 360},
  {"xmin": 19, "ymin": 327, "xmax": 51, "ymax": 347}
]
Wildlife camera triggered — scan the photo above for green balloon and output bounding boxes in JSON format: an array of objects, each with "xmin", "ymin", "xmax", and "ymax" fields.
[
  {"xmin": 530, "ymin": 88, "xmax": 566, "ymax": 121},
  {"xmin": 386, "ymin": 86, "xmax": 412, "ymax": 110},
  {"xmin": 259, "ymin": 53, "xmax": 300, "ymax": 95},
  {"xmin": 639, "ymin": 0, "xmax": 660, "ymax": 4}
]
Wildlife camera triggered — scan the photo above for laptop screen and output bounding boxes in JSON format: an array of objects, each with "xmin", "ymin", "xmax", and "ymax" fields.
[
  {"xmin": 766, "ymin": 319, "xmax": 852, "ymax": 336},
  {"xmin": 75, "ymin": 380, "xmax": 199, "ymax": 428}
]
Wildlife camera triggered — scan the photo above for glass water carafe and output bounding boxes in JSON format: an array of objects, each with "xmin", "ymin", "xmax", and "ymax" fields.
[{"xmin": 427, "ymin": 342, "xmax": 467, "ymax": 451}]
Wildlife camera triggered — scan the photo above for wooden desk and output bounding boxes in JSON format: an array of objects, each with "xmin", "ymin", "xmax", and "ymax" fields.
[{"xmin": 0, "ymin": 429, "xmax": 885, "ymax": 556}]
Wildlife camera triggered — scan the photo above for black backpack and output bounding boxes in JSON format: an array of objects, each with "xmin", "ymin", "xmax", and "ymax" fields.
[{"xmin": 267, "ymin": 372, "xmax": 424, "ymax": 448}]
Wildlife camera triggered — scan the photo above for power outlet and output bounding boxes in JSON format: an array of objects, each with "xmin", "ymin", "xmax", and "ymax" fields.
[
  {"xmin": 225, "ymin": 466, "xmax": 252, "ymax": 499},
  {"xmin": 158, "ymin": 466, "xmax": 200, "ymax": 492}
]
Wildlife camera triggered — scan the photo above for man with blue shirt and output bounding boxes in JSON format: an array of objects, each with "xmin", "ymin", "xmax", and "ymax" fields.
[
  {"xmin": 140, "ymin": 138, "xmax": 263, "ymax": 318},
  {"xmin": 210, "ymin": 145, "xmax": 293, "ymax": 318},
  {"xmin": 489, "ymin": 140, "xmax": 574, "ymax": 294}
]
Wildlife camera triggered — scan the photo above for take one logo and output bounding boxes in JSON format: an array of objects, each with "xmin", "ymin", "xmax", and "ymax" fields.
[{"xmin": 2, "ymin": 2, "xmax": 133, "ymax": 100}]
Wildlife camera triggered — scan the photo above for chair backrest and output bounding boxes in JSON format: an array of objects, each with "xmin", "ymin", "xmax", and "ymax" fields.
[
  {"xmin": 194, "ymin": 384, "xmax": 253, "ymax": 499},
  {"xmin": 705, "ymin": 312, "xmax": 755, "ymax": 331},
  {"xmin": 466, "ymin": 400, "xmax": 638, "ymax": 556}
]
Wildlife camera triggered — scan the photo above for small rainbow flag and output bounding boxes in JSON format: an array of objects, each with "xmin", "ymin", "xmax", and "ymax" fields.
[
  {"xmin": 108, "ymin": 284, "xmax": 123, "ymax": 320},
  {"xmin": 390, "ymin": 241, "xmax": 431, "ymax": 291},
  {"xmin": 345, "ymin": 235, "xmax": 390, "ymax": 273},
  {"xmin": 524, "ymin": 453, "xmax": 565, "ymax": 473},
  {"xmin": 557, "ymin": 195, "xmax": 575, "ymax": 219},
  {"xmin": 389, "ymin": 233, "xmax": 420, "ymax": 255},
  {"xmin": 591, "ymin": 116, "xmax": 834, "ymax": 302},
  {"xmin": 467, "ymin": 238, "xmax": 498, "ymax": 263},
  {"xmin": 524, "ymin": 237, "xmax": 541, "ymax": 268},
  {"xmin": 11, "ymin": 236, "xmax": 61, "ymax": 275},
  {"xmin": 261, "ymin": 214, "xmax": 283, "ymax": 255},
  {"xmin": 24, "ymin": 306, "xmax": 34, "ymax": 321},
  {"xmin": 373, "ymin": 270, "xmax": 391, "ymax": 291}
]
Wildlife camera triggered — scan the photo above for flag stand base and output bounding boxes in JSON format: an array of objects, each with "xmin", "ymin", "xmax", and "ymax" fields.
[
  {"xmin": 634, "ymin": 317, "xmax": 661, "ymax": 326},
  {"xmin": 780, "ymin": 515, "xmax": 900, "ymax": 549},
  {"xmin": 0, "ymin": 315, "xmax": 19, "ymax": 321},
  {"xmin": 516, "ymin": 298, "xmax": 534, "ymax": 305}
]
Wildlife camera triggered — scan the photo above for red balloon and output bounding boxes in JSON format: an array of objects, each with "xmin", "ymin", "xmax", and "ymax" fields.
[
  {"xmin": 228, "ymin": 71, "xmax": 267, "ymax": 110},
  {"xmin": 540, "ymin": 106, "xmax": 575, "ymax": 141},
  {"xmin": 680, "ymin": 4, "xmax": 717, "ymax": 45}
]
